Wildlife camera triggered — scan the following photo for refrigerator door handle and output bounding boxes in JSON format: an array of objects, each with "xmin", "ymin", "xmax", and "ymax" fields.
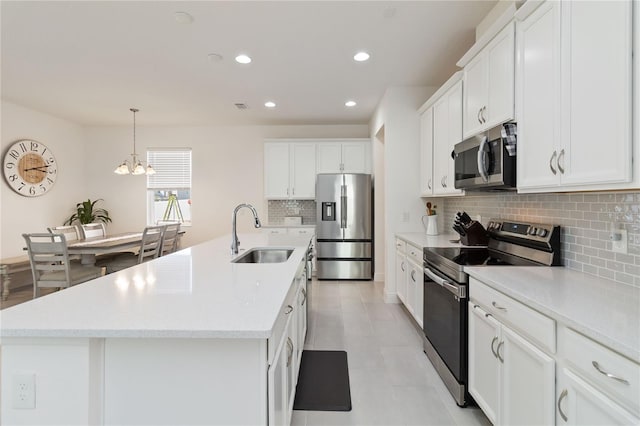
[{"xmin": 340, "ymin": 184, "xmax": 347, "ymax": 229}]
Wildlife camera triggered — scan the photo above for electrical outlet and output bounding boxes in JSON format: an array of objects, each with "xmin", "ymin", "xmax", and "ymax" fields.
[
  {"xmin": 612, "ymin": 229, "xmax": 628, "ymax": 254},
  {"xmin": 12, "ymin": 373, "xmax": 36, "ymax": 409}
]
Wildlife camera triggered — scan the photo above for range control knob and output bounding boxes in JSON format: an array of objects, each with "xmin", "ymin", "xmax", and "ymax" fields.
[{"xmin": 537, "ymin": 228, "xmax": 548, "ymax": 237}]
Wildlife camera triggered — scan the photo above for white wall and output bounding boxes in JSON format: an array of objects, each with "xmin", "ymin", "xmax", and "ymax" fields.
[
  {"xmin": 370, "ymin": 86, "xmax": 436, "ymax": 302},
  {"xmin": 84, "ymin": 124, "xmax": 369, "ymax": 248},
  {"xmin": 1, "ymin": 101, "xmax": 89, "ymax": 258}
]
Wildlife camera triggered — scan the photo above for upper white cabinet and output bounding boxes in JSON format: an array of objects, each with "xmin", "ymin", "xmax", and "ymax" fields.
[
  {"xmin": 516, "ymin": 0, "xmax": 634, "ymax": 192},
  {"xmin": 264, "ymin": 142, "xmax": 316, "ymax": 199},
  {"xmin": 419, "ymin": 107, "xmax": 434, "ymax": 196},
  {"xmin": 418, "ymin": 72, "xmax": 464, "ymax": 197},
  {"xmin": 462, "ymin": 22, "xmax": 515, "ymax": 139},
  {"xmin": 316, "ymin": 140, "xmax": 370, "ymax": 174}
]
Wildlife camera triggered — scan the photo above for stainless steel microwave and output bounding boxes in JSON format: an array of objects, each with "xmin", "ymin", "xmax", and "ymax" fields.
[{"xmin": 453, "ymin": 124, "xmax": 516, "ymax": 191}]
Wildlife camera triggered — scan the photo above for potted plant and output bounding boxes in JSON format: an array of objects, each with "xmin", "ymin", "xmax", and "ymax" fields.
[{"xmin": 64, "ymin": 199, "xmax": 112, "ymax": 225}]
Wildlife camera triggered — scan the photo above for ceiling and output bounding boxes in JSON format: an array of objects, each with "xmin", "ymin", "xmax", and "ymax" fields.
[{"xmin": 1, "ymin": 1, "xmax": 496, "ymax": 127}]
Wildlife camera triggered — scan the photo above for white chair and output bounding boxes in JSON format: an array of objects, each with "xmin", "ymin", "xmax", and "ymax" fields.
[
  {"xmin": 23, "ymin": 233, "xmax": 103, "ymax": 298},
  {"xmin": 48, "ymin": 225, "xmax": 83, "ymax": 260},
  {"xmin": 105, "ymin": 226, "xmax": 164, "ymax": 274},
  {"xmin": 81, "ymin": 223, "xmax": 107, "ymax": 239},
  {"xmin": 159, "ymin": 222, "xmax": 181, "ymax": 256}
]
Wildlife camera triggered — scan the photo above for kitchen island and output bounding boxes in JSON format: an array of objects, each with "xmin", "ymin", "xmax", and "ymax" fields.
[{"xmin": 1, "ymin": 233, "xmax": 312, "ymax": 425}]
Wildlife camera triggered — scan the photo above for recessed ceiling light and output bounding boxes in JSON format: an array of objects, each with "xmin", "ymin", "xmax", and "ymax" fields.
[
  {"xmin": 235, "ymin": 54, "xmax": 252, "ymax": 64},
  {"xmin": 174, "ymin": 12, "xmax": 194, "ymax": 24},
  {"xmin": 353, "ymin": 51, "xmax": 370, "ymax": 62},
  {"xmin": 264, "ymin": 101, "xmax": 276, "ymax": 108},
  {"xmin": 345, "ymin": 100, "xmax": 357, "ymax": 107},
  {"xmin": 207, "ymin": 53, "xmax": 223, "ymax": 62}
]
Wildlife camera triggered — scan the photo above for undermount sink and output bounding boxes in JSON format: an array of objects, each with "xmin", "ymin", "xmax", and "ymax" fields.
[{"xmin": 232, "ymin": 248, "xmax": 294, "ymax": 264}]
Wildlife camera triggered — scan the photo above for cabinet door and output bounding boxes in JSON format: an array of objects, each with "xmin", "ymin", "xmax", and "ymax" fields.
[
  {"xmin": 516, "ymin": 1, "xmax": 561, "ymax": 190},
  {"xmin": 264, "ymin": 143, "xmax": 290, "ymax": 199},
  {"xmin": 463, "ymin": 52, "xmax": 487, "ymax": 138},
  {"xmin": 486, "ymin": 22, "xmax": 515, "ymax": 128},
  {"xmin": 297, "ymin": 278, "xmax": 308, "ymax": 359},
  {"xmin": 268, "ymin": 320, "xmax": 289, "ymax": 426},
  {"xmin": 446, "ymin": 81, "xmax": 464, "ymax": 195},
  {"xmin": 419, "ymin": 108, "xmax": 434, "ymax": 196},
  {"xmin": 316, "ymin": 143, "xmax": 343, "ymax": 173},
  {"xmin": 409, "ymin": 261, "xmax": 424, "ymax": 328},
  {"xmin": 557, "ymin": 368, "xmax": 639, "ymax": 425},
  {"xmin": 405, "ymin": 260, "xmax": 416, "ymax": 316},
  {"xmin": 285, "ymin": 315, "xmax": 297, "ymax": 425},
  {"xmin": 291, "ymin": 143, "xmax": 316, "ymax": 198},
  {"xmin": 559, "ymin": 0, "xmax": 632, "ymax": 187},
  {"xmin": 468, "ymin": 303, "xmax": 501, "ymax": 424},
  {"xmin": 432, "ymin": 96, "xmax": 450, "ymax": 195},
  {"xmin": 341, "ymin": 142, "xmax": 369, "ymax": 173},
  {"xmin": 395, "ymin": 251, "xmax": 407, "ymax": 304},
  {"xmin": 501, "ymin": 325, "xmax": 555, "ymax": 426}
]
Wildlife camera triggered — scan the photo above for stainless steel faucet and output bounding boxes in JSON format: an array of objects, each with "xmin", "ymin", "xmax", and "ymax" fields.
[{"xmin": 231, "ymin": 203, "xmax": 262, "ymax": 254}]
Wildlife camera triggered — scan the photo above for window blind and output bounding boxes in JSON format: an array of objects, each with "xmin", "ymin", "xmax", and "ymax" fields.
[{"xmin": 147, "ymin": 149, "xmax": 192, "ymax": 189}]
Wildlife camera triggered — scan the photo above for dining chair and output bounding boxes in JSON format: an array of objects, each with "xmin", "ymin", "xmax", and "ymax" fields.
[
  {"xmin": 23, "ymin": 233, "xmax": 104, "ymax": 299},
  {"xmin": 48, "ymin": 225, "xmax": 83, "ymax": 260},
  {"xmin": 81, "ymin": 222, "xmax": 107, "ymax": 239},
  {"xmin": 159, "ymin": 222, "xmax": 181, "ymax": 256},
  {"xmin": 105, "ymin": 225, "xmax": 165, "ymax": 274}
]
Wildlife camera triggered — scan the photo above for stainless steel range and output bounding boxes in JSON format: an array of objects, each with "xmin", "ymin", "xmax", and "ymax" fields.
[{"xmin": 422, "ymin": 219, "xmax": 561, "ymax": 407}]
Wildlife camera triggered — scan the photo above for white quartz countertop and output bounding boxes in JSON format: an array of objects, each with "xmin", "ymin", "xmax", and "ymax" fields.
[
  {"xmin": 0, "ymin": 233, "xmax": 312, "ymax": 339},
  {"xmin": 396, "ymin": 232, "xmax": 483, "ymax": 248},
  {"xmin": 465, "ymin": 266, "xmax": 640, "ymax": 362}
]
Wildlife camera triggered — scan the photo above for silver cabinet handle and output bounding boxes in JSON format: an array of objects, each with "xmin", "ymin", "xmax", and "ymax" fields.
[
  {"xmin": 401, "ymin": 261, "xmax": 405, "ymax": 272},
  {"xmin": 483, "ymin": 106, "xmax": 487, "ymax": 123},
  {"xmin": 285, "ymin": 304, "xmax": 293, "ymax": 315},
  {"xmin": 301, "ymin": 288, "xmax": 307, "ymax": 306},
  {"xmin": 492, "ymin": 301, "xmax": 507, "ymax": 312},
  {"xmin": 496, "ymin": 341, "xmax": 504, "ymax": 363},
  {"xmin": 427, "ymin": 178, "xmax": 432, "ymax": 190},
  {"xmin": 550, "ymin": 151, "xmax": 558, "ymax": 175},
  {"xmin": 292, "ymin": 187, "xmax": 295, "ymax": 196},
  {"xmin": 477, "ymin": 108, "xmax": 483, "ymax": 124},
  {"xmin": 557, "ymin": 389, "xmax": 568, "ymax": 422},
  {"xmin": 286, "ymin": 337, "xmax": 293, "ymax": 367},
  {"xmin": 411, "ymin": 270, "xmax": 416, "ymax": 282},
  {"xmin": 491, "ymin": 336, "xmax": 499, "ymax": 359},
  {"xmin": 442, "ymin": 176, "xmax": 447, "ymax": 188},
  {"xmin": 287, "ymin": 187, "xmax": 290, "ymax": 196},
  {"xmin": 558, "ymin": 149, "xmax": 565, "ymax": 174},
  {"xmin": 592, "ymin": 361, "xmax": 630, "ymax": 385}
]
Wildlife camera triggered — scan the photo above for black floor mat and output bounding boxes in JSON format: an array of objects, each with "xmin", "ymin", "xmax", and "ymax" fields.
[{"xmin": 293, "ymin": 350, "xmax": 352, "ymax": 411}]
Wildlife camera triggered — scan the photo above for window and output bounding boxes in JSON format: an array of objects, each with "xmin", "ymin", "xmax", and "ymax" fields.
[{"xmin": 147, "ymin": 149, "xmax": 192, "ymax": 226}]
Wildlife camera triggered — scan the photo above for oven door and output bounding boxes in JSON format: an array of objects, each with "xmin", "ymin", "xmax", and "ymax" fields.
[{"xmin": 423, "ymin": 265, "xmax": 467, "ymax": 383}]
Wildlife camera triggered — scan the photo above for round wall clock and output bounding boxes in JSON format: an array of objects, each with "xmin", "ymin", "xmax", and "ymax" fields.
[{"xmin": 3, "ymin": 139, "xmax": 58, "ymax": 197}]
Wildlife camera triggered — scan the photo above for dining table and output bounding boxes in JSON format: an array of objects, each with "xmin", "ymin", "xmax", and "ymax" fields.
[{"xmin": 66, "ymin": 232, "xmax": 144, "ymax": 266}]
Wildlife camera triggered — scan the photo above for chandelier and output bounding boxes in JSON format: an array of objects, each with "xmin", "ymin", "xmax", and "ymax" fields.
[{"xmin": 113, "ymin": 108, "xmax": 156, "ymax": 175}]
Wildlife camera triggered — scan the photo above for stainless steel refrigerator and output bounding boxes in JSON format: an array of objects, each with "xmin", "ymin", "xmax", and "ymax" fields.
[{"xmin": 316, "ymin": 173, "xmax": 373, "ymax": 280}]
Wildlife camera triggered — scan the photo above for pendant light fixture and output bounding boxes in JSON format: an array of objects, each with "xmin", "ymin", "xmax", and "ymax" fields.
[{"xmin": 114, "ymin": 108, "xmax": 156, "ymax": 175}]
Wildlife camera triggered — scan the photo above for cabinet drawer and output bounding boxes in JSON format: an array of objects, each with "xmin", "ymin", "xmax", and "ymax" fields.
[
  {"xmin": 268, "ymin": 282, "xmax": 298, "ymax": 365},
  {"xmin": 407, "ymin": 243, "xmax": 422, "ymax": 265},
  {"xmin": 395, "ymin": 238, "xmax": 406, "ymax": 253},
  {"xmin": 262, "ymin": 228, "xmax": 288, "ymax": 235},
  {"xmin": 563, "ymin": 327, "xmax": 640, "ymax": 416},
  {"xmin": 470, "ymin": 277, "xmax": 556, "ymax": 353},
  {"xmin": 290, "ymin": 228, "xmax": 315, "ymax": 236}
]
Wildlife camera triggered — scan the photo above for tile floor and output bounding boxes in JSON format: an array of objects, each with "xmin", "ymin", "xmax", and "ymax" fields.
[{"xmin": 294, "ymin": 279, "xmax": 490, "ymax": 426}]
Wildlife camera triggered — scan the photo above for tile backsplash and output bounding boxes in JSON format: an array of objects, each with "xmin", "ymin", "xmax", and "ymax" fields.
[
  {"xmin": 267, "ymin": 200, "xmax": 316, "ymax": 225},
  {"xmin": 443, "ymin": 191, "xmax": 640, "ymax": 287}
]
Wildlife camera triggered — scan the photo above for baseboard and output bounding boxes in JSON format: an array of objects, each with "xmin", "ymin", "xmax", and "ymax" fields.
[
  {"xmin": 373, "ymin": 272, "xmax": 384, "ymax": 282},
  {"xmin": 383, "ymin": 291, "xmax": 400, "ymax": 304}
]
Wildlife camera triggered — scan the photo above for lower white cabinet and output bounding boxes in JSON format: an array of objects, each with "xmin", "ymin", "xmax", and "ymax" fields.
[
  {"xmin": 394, "ymin": 238, "xmax": 424, "ymax": 328},
  {"xmin": 395, "ymin": 249, "xmax": 407, "ymax": 305},
  {"xmin": 469, "ymin": 302, "xmax": 555, "ymax": 425},
  {"xmin": 268, "ymin": 263, "xmax": 308, "ymax": 426},
  {"xmin": 556, "ymin": 367, "xmax": 638, "ymax": 425}
]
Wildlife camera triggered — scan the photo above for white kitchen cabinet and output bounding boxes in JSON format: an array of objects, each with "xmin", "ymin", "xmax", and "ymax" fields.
[
  {"xmin": 462, "ymin": 22, "xmax": 515, "ymax": 138},
  {"xmin": 394, "ymin": 238, "xmax": 424, "ymax": 328},
  {"xmin": 395, "ymin": 249, "xmax": 407, "ymax": 305},
  {"xmin": 556, "ymin": 368, "xmax": 639, "ymax": 425},
  {"xmin": 433, "ymin": 80, "xmax": 464, "ymax": 196},
  {"xmin": 516, "ymin": 0, "xmax": 633, "ymax": 192},
  {"xmin": 469, "ymin": 278, "xmax": 556, "ymax": 426},
  {"xmin": 316, "ymin": 140, "xmax": 370, "ymax": 174},
  {"xmin": 406, "ymin": 255, "xmax": 424, "ymax": 329},
  {"xmin": 419, "ymin": 107, "xmax": 434, "ymax": 196},
  {"xmin": 264, "ymin": 142, "xmax": 316, "ymax": 199}
]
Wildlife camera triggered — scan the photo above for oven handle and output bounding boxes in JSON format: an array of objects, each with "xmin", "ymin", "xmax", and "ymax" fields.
[{"xmin": 423, "ymin": 267, "xmax": 466, "ymax": 299}]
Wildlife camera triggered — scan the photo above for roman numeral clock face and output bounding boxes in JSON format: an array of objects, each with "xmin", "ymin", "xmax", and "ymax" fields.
[{"xmin": 3, "ymin": 140, "xmax": 58, "ymax": 197}]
